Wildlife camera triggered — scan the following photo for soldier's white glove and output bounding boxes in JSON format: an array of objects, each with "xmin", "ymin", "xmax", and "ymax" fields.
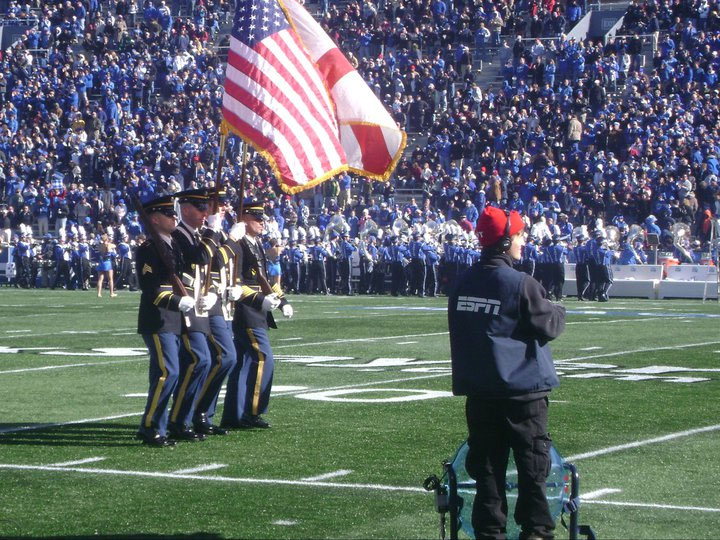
[
  {"xmin": 206, "ymin": 213, "xmax": 222, "ymax": 232},
  {"xmin": 198, "ymin": 292, "xmax": 218, "ymax": 311},
  {"xmin": 227, "ymin": 285, "xmax": 243, "ymax": 301},
  {"xmin": 261, "ymin": 293, "xmax": 281, "ymax": 312},
  {"xmin": 282, "ymin": 304, "xmax": 294, "ymax": 319},
  {"xmin": 228, "ymin": 222, "xmax": 246, "ymax": 242},
  {"xmin": 178, "ymin": 296, "xmax": 196, "ymax": 313}
]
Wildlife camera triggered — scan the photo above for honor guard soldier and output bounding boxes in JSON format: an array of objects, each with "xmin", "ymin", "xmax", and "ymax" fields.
[
  {"xmin": 135, "ymin": 194, "xmax": 197, "ymax": 447},
  {"xmin": 168, "ymin": 188, "xmax": 222, "ymax": 442},
  {"xmin": 222, "ymin": 199, "xmax": 294, "ymax": 430},
  {"xmin": 449, "ymin": 206, "xmax": 565, "ymax": 539},
  {"xmin": 193, "ymin": 202, "xmax": 247, "ymax": 436}
]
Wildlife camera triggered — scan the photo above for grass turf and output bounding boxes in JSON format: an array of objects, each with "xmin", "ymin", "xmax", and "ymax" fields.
[{"xmin": 0, "ymin": 289, "xmax": 719, "ymax": 538}]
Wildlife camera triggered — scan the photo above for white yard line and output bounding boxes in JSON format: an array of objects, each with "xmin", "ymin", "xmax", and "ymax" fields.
[
  {"xmin": 301, "ymin": 469, "xmax": 353, "ymax": 482},
  {"xmin": 0, "ymin": 463, "xmax": 425, "ymax": 493},
  {"xmin": 0, "ymin": 373, "xmax": 450, "ymax": 434},
  {"xmin": 47, "ymin": 457, "xmax": 106, "ymax": 467},
  {"xmin": 274, "ymin": 332, "xmax": 449, "ymax": 349},
  {"xmin": 172, "ymin": 464, "xmax": 228, "ymax": 475},
  {"xmin": 581, "ymin": 488, "xmax": 621, "ymax": 500},
  {"xmin": 582, "ymin": 500, "xmax": 720, "ymax": 513},
  {"xmin": 2, "ymin": 462, "xmax": 719, "ymax": 513},
  {"xmin": 566, "ymin": 423, "xmax": 720, "ymax": 462},
  {"xmin": 0, "ymin": 358, "xmax": 144, "ymax": 375},
  {"xmin": 558, "ymin": 341, "xmax": 720, "ymax": 363}
]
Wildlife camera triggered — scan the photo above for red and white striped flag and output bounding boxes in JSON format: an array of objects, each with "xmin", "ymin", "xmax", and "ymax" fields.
[{"xmin": 222, "ymin": 0, "xmax": 406, "ymax": 194}]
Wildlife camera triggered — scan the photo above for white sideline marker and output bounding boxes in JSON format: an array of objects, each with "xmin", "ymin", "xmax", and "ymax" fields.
[
  {"xmin": 579, "ymin": 347, "xmax": 602, "ymax": 351},
  {"xmin": 581, "ymin": 488, "xmax": 621, "ymax": 500},
  {"xmin": 302, "ymin": 470, "xmax": 353, "ymax": 482},
  {"xmin": 566, "ymin": 423, "xmax": 720, "ymax": 462},
  {"xmin": 272, "ymin": 520, "xmax": 298, "ymax": 526},
  {"xmin": 48, "ymin": 457, "xmax": 106, "ymax": 467},
  {"xmin": 172, "ymin": 464, "xmax": 228, "ymax": 475},
  {"xmin": 396, "ymin": 341, "xmax": 418, "ymax": 345},
  {"xmin": 277, "ymin": 337, "xmax": 303, "ymax": 341}
]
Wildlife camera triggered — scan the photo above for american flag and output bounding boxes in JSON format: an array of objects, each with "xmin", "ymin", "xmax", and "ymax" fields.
[
  {"xmin": 222, "ymin": 0, "xmax": 406, "ymax": 193},
  {"xmin": 222, "ymin": 0, "xmax": 347, "ymax": 192}
]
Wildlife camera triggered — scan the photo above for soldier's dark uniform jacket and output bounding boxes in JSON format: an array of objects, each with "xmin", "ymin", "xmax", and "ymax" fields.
[
  {"xmin": 206, "ymin": 232, "xmax": 244, "ymax": 320},
  {"xmin": 172, "ymin": 221, "xmax": 221, "ymax": 334},
  {"xmin": 233, "ymin": 235, "xmax": 289, "ymax": 330},
  {"xmin": 136, "ymin": 237, "xmax": 184, "ymax": 335},
  {"xmin": 449, "ymin": 253, "xmax": 564, "ymax": 398}
]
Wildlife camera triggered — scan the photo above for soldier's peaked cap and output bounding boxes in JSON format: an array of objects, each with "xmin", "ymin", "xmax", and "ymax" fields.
[
  {"xmin": 142, "ymin": 194, "xmax": 176, "ymax": 213},
  {"xmin": 175, "ymin": 188, "xmax": 210, "ymax": 205},
  {"xmin": 241, "ymin": 198, "xmax": 264, "ymax": 217}
]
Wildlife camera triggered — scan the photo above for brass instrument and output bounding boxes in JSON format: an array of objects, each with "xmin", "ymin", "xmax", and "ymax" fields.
[{"xmin": 672, "ymin": 222, "xmax": 693, "ymax": 263}]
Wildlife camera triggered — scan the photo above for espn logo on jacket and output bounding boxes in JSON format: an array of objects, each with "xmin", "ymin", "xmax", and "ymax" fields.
[{"xmin": 456, "ymin": 296, "xmax": 501, "ymax": 315}]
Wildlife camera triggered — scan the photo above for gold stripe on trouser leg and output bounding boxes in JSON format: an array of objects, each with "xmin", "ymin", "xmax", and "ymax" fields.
[
  {"xmin": 145, "ymin": 334, "xmax": 167, "ymax": 429},
  {"xmin": 247, "ymin": 328, "xmax": 265, "ymax": 416},
  {"xmin": 171, "ymin": 334, "xmax": 200, "ymax": 424},
  {"xmin": 198, "ymin": 334, "xmax": 223, "ymax": 402}
]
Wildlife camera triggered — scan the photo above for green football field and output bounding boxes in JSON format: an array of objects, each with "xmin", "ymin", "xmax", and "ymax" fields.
[{"xmin": 1, "ymin": 289, "xmax": 719, "ymax": 539}]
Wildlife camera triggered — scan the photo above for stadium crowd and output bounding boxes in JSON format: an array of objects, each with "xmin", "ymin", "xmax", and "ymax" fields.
[{"xmin": 0, "ymin": 0, "xmax": 719, "ymax": 297}]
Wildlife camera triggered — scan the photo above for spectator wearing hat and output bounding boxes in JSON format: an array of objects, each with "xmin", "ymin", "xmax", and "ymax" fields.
[{"xmin": 449, "ymin": 206, "xmax": 565, "ymax": 540}]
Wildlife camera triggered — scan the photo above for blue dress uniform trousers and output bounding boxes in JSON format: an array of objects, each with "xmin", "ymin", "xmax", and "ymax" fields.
[
  {"xmin": 170, "ymin": 330, "xmax": 212, "ymax": 428},
  {"xmin": 195, "ymin": 315, "xmax": 237, "ymax": 424},
  {"xmin": 223, "ymin": 327, "xmax": 274, "ymax": 422},
  {"xmin": 139, "ymin": 333, "xmax": 180, "ymax": 437}
]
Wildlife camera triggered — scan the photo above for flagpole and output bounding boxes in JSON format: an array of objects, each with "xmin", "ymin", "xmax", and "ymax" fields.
[{"xmin": 232, "ymin": 143, "xmax": 250, "ymax": 288}]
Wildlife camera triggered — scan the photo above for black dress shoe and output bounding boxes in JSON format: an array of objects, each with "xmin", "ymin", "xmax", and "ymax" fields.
[
  {"xmin": 238, "ymin": 415, "xmax": 271, "ymax": 429},
  {"xmin": 135, "ymin": 432, "xmax": 176, "ymax": 447},
  {"xmin": 168, "ymin": 427, "xmax": 206, "ymax": 441},
  {"xmin": 195, "ymin": 422, "xmax": 228, "ymax": 435}
]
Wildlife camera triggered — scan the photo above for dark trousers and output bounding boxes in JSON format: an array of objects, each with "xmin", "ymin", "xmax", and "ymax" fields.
[
  {"xmin": 170, "ymin": 330, "xmax": 212, "ymax": 429},
  {"xmin": 139, "ymin": 333, "xmax": 180, "ymax": 437},
  {"xmin": 425, "ymin": 263, "xmax": 438, "ymax": 296},
  {"xmin": 310, "ymin": 261, "xmax": 327, "ymax": 293},
  {"xmin": 550, "ymin": 262, "xmax": 564, "ymax": 300},
  {"xmin": 195, "ymin": 315, "xmax": 237, "ymax": 424},
  {"xmin": 465, "ymin": 396, "xmax": 555, "ymax": 540},
  {"xmin": 575, "ymin": 262, "xmax": 589, "ymax": 300},
  {"xmin": 411, "ymin": 258, "xmax": 426, "ymax": 296},
  {"xmin": 338, "ymin": 258, "xmax": 352, "ymax": 294},
  {"xmin": 390, "ymin": 261, "xmax": 406, "ymax": 296},
  {"xmin": 223, "ymin": 326, "xmax": 274, "ymax": 422}
]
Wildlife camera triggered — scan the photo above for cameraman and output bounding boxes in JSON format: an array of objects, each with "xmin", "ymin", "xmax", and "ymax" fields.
[{"xmin": 448, "ymin": 206, "xmax": 565, "ymax": 540}]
